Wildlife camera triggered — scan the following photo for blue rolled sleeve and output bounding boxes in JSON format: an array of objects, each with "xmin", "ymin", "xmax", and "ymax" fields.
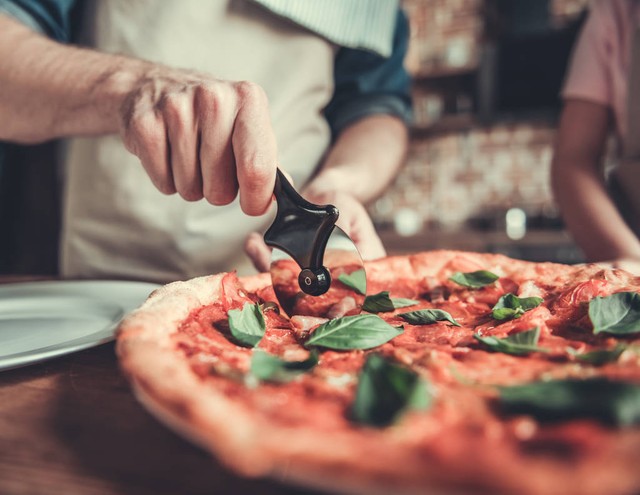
[
  {"xmin": 324, "ymin": 8, "xmax": 413, "ymax": 137},
  {"xmin": 0, "ymin": 0, "xmax": 76, "ymax": 42}
]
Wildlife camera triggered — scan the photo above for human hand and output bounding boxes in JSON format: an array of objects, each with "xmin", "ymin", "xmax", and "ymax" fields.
[
  {"xmin": 244, "ymin": 191, "xmax": 386, "ymax": 272},
  {"xmin": 119, "ymin": 66, "xmax": 277, "ymax": 215}
]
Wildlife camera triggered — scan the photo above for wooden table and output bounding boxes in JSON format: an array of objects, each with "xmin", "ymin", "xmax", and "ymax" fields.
[{"xmin": 0, "ymin": 285, "xmax": 321, "ymax": 495}]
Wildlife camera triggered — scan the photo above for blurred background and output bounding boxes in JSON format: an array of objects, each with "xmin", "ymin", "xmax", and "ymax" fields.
[
  {"xmin": 374, "ymin": 0, "xmax": 593, "ymax": 263},
  {"xmin": 0, "ymin": 0, "xmax": 596, "ymax": 275}
]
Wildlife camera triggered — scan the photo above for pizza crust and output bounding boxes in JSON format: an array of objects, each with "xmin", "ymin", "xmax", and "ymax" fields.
[{"xmin": 117, "ymin": 251, "xmax": 640, "ymax": 495}]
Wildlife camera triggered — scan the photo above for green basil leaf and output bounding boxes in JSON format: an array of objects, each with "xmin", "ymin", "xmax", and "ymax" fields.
[
  {"xmin": 474, "ymin": 327, "xmax": 548, "ymax": 356},
  {"xmin": 227, "ymin": 303, "xmax": 266, "ymax": 347},
  {"xmin": 567, "ymin": 345, "xmax": 627, "ymax": 366},
  {"xmin": 337, "ymin": 269, "xmax": 367, "ymax": 296},
  {"xmin": 351, "ymin": 354, "xmax": 431, "ymax": 427},
  {"xmin": 520, "ymin": 296, "xmax": 544, "ymax": 310},
  {"xmin": 589, "ymin": 292, "xmax": 640, "ymax": 335},
  {"xmin": 492, "ymin": 307, "xmax": 521, "ymax": 320},
  {"xmin": 399, "ymin": 309, "xmax": 461, "ymax": 327},
  {"xmin": 492, "ymin": 293, "xmax": 543, "ymax": 321},
  {"xmin": 363, "ymin": 291, "xmax": 419, "ymax": 313},
  {"xmin": 250, "ymin": 349, "xmax": 318, "ymax": 383},
  {"xmin": 305, "ymin": 314, "xmax": 403, "ymax": 350},
  {"xmin": 499, "ymin": 377, "xmax": 640, "ymax": 427},
  {"xmin": 449, "ymin": 270, "xmax": 499, "ymax": 288}
]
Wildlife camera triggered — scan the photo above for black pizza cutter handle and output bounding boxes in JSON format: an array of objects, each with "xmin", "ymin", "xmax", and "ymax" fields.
[{"xmin": 263, "ymin": 169, "xmax": 338, "ymax": 296}]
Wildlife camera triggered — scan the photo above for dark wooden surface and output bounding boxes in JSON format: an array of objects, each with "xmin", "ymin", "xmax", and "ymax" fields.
[{"xmin": 0, "ymin": 301, "xmax": 323, "ymax": 495}]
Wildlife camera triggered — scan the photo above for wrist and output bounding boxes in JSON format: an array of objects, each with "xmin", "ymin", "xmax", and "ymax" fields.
[
  {"xmin": 50, "ymin": 52, "xmax": 153, "ymax": 136},
  {"xmin": 102, "ymin": 58, "xmax": 154, "ymax": 130}
]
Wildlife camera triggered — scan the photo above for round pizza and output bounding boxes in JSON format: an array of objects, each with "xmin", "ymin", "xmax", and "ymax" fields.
[{"xmin": 116, "ymin": 250, "xmax": 640, "ymax": 495}]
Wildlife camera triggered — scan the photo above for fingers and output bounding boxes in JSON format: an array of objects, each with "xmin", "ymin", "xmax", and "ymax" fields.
[
  {"xmin": 244, "ymin": 232, "xmax": 272, "ymax": 272},
  {"xmin": 163, "ymin": 92, "xmax": 203, "ymax": 201},
  {"xmin": 342, "ymin": 204, "xmax": 387, "ymax": 261},
  {"xmin": 122, "ymin": 109, "xmax": 176, "ymax": 195},
  {"xmin": 232, "ymin": 82, "xmax": 278, "ymax": 216},
  {"xmin": 305, "ymin": 190, "xmax": 386, "ymax": 261},
  {"xmin": 197, "ymin": 85, "xmax": 238, "ymax": 205},
  {"xmin": 120, "ymin": 75, "xmax": 277, "ymax": 212}
]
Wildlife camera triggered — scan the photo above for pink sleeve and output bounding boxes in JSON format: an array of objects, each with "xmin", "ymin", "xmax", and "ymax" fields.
[{"xmin": 562, "ymin": 0, "xmax": 615, "ymax": 107}]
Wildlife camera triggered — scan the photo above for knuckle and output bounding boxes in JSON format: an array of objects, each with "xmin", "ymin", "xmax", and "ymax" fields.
[
  {"xmin": 157, "ymin": 182, "xmax": 177, "ymax": 195},
  {"xmin": 205, "ymin": 187, "xmax": 237, "ymax": 206},
  {"xmin": 150, "ymin": 174, "xmax": 176, "ymax": 195},
  {"xmin": 195, "ymin": 85, "xmax": 215, "ymax": 111},
  {"xmin": 160, "ymin": 92, "xmax": 190, "ymax": 121},
  {"xmin": 178, "ymin": 187, "xmax": 204, "ymax": 202},
  {"xmin": 242, "ymin": 160, "xmax": 272, "ymax": 190},
  {"xmin": 195, "ymin": 84, "xmax": 230, "ymax": 119},
  {"xmin": 127, "ymin": 119, "xmax": 166, "ymax": 163},
  {"xmin": 196, "ymin": 83, "xmax": 221, "ymax": 106},
  {"xmin": 234, "ymin": 81, "xmax": 268, "ymax": 106},
  {"xmin": 128, "ymin": 113, "xmax": 161, "ymax": 141}
]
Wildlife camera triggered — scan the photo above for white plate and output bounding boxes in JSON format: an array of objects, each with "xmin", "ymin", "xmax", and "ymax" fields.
[{"xmin": 0, "ymin": 280, "xmax": 159, "ymax": 371}]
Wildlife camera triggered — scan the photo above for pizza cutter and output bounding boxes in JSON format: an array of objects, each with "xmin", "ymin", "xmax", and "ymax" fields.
[{"xmin": 264, "ymin": 169, "xmax": 367, "ymax": 318}]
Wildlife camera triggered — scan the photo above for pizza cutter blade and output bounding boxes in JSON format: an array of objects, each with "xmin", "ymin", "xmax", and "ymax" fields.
[{"xmin": 264, "ymin": 169, "xmax": 367, "ymax": 318}]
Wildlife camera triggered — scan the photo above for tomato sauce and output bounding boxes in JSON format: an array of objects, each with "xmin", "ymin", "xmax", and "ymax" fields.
[{"xmin": 172, "ymin": 259, "xmax": 640, "ymax": 468}]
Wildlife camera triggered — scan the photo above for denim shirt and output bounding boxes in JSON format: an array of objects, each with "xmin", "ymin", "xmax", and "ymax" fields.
[{"xmin": 0, "ymin": 0, "xmax": 412, "ymax": 138}]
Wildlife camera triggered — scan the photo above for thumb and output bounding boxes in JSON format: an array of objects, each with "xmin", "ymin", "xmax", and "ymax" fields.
[{"xmin": 244, "ymin": 232, "xmax": 272, "ymax": 272}]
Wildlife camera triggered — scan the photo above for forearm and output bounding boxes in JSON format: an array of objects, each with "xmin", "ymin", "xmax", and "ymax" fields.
[
  {"xmin": 303, "ymin": 114, "xmax": 408, "ymax": 204},
  {"xmin": 0, "ymin": 14, "xmax": 279, "ymax": 214},
  {"xmin": 0, "ymin": 14, "xmax": 147, "ymax": 143},
  {"xmin": 552, "ymin": 160, "xmax": 640, "ymax": 261}
]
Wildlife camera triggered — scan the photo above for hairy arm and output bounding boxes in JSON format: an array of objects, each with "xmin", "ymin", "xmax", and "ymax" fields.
[
  {"xmin": 551, "ymin": 99, "xmax": 640, "ymax": 268},
  {"xmin": 0, "ymin": 14, "xmax": 132, "ymax": 141},
  {"xmin": 0, "ymin": 14, "xmax": 277, "ymax": 213},
  {"xmin": 301, "ymin": 114, "xmax": 408, "ymax": 261},
  {"xmin": 303, "ymin": 114, "xmax": 408, "ymax": 204},
  {"xmin": 295, "ymin": 7, "xmax": 411, "ymax": 257}
]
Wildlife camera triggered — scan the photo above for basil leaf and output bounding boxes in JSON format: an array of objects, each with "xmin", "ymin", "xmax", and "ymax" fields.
[
  {"xmin": 589, "ymin": 292, "xmax": 640, "ymax": 335},
  {"xmin": 449, "ymin": 270, "xmax": 499, "ymax": 288},
  {"xmin": 337, "ymin": 269, "xmax": 367, "ymax": 296},
  {"xmin": 305, "ymin": 314, "xmax": 403, "ymax": 350},
  {"xmin": 250, "ymin": 349, "xmax": 318, "ymax": 383},
  {"xmin": 567, "ymin": 345, "xmax": 627, "ymax": 366},
  {"xmin": 474, "ymin": 327, "xmax": 548, "ymax": 356},
  {"xmin": 492, "ymin": 293, "xmax": 543, "ymax": 320},
  {"xmin": 351, "ymin": 354, "xmax": 431, "ymax": 427},
  {"xmin": 399, "ymin": 309, "xmax": 461, "ymax": 327},
  {"xmin": 499, "ymin": 377, "xmax": 640, "ymax": 427},
  {"xmin": 363, "ymin": 291, "xmax": 419, "ymax": 313},
  {"xmin": 227, "ymin": 303, "xmax": 265, "ymax": 347}
]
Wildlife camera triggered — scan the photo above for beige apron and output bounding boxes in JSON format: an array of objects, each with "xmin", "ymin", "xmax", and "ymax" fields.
[
  {"xmin": 611, "ymin": 24, "xmax": 640, "ymax": 236},
  {"xmin": 60, "ymin": 0, "xmax": 335, "ymax": 282}
]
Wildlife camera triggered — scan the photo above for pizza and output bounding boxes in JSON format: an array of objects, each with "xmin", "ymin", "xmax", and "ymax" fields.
[{"xmin": 116, "ymin": 250, "xmax": 640, "ymax": 495}]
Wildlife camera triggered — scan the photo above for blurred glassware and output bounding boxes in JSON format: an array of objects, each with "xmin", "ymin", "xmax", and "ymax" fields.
[
  {"xmin": 394, "ymin": 208, "xmax": 423, "ymax": 237},
  {"xmin": 506, "ymin": 207, "xmax": 527, "ymax": 240}
]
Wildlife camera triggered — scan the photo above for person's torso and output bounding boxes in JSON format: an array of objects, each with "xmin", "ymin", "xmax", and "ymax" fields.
[
  {"xmin": 596, "ymin": 0, "xmax": 640, "ymax": 141},
  {"xmin": 61, "ymin": 0, "xmax": 336, "ymax": 282}
]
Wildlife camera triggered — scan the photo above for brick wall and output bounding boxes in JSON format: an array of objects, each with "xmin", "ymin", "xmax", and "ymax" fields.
[
  {"xmin": 370, "ymin": 123, "xmax": 557, "ymax": 231},
  {"xmin": 372, "ymin": 0, "xmax": 591, "ymax": 234}
]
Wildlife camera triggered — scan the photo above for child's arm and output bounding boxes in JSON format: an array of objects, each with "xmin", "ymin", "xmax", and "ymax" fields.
[{"xmin": 551, "ymin": 99, "xmax": 640, "ymax": 269}]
